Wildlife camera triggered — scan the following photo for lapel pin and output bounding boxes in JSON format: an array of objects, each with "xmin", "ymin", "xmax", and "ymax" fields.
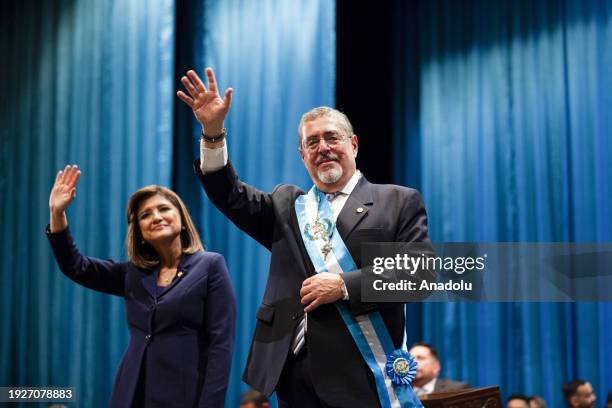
[{"xmin": 356, "ymin": 207, "xmax": 364, "ymax": 213}]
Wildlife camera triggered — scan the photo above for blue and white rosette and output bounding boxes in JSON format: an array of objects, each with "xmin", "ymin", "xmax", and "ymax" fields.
[
  {"xmin": 386, "ymin": 350, "xmax": 418, "ymax": 386},
  {"xmin": 295, "ymin": 187, "xmax": 423, "ymax": 408}
]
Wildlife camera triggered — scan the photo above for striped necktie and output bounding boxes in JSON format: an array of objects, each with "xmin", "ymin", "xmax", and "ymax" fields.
[{"xmin": 291, "ymin": 315, "xmax": 306, "ymax": 354}]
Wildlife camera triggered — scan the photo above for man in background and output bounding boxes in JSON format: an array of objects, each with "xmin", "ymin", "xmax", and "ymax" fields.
[
  {"xmin": 563, "ymin": 380, "xmax": 597, "ymax": 408},
  {"xmin": 506, "ymin": 394, "xmax": 530, "ymax": 408},
  {"xmin": 528, "ymin": 395, "xmax": 548, "ymax": 408},
  {"xmin": 409, "ymin": 341, "xmax": 469, "ymax": 395},
  {"xmin": 240, "ymin": 389, "xmax": 269, "ymax": 408}
]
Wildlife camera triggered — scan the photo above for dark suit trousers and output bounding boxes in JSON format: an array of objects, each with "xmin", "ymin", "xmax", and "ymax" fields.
[
  {"xmin": 276, "ymin": 347, "xmax": 325, "ymax": 408},
  {"xmin": 276, "ymin": 347, "xmax": 380, "ymax": 408}
]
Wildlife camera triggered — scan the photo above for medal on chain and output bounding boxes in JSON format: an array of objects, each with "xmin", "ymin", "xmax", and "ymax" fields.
[{"xmin": 303, "ymin": 192, "xmax": 334, "ymax": 259}]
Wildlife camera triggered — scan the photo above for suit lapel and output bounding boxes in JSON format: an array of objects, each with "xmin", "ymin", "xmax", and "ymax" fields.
[
  {"xmin": 142, "ymin": 271, "xmax": 158, "ymax": 299},
  {"xmin": 336, "ymin": 176, "xmax": 374, "ymax": 240}
]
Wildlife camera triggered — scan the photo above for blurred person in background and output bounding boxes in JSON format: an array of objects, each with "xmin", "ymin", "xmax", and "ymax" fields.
[
  {"xmin": 409, "ymin": 342, "xmax": 469, "ymax": 395},
  {"xmin": 239, "ymin": 389, "xmax": 269, "ymax": 408},
  {"xmin": 563, "ymin": 380, "xmax": 597, "ymax": 408},
  {"xmin": 528, "ymin": 395, "xmax": 547, "ymax": 408},
  {"xmin": 506, "ymin": 394, "xmax": 530, "ymax": 408}
]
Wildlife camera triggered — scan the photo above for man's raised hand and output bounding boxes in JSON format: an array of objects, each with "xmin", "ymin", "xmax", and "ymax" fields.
[{"xmin": 176, "ymin": 68, "xmax": 233, "ymax": 135}]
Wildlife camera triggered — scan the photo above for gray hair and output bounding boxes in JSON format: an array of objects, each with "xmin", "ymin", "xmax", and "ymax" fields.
[{"xmin": 297, "ymin": 106, "xmax": 354, "ymax": 147}]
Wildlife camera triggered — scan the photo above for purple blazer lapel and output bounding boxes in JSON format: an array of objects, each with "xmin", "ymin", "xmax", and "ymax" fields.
[{"xmin": 141, "ymin": 271, "xmax": 158, "ymax": 299}]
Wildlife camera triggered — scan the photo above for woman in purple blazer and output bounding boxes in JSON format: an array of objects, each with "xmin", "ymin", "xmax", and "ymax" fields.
[{"xmin": 46, "ymin": 165, "xmax": 236, "ymax": 408}]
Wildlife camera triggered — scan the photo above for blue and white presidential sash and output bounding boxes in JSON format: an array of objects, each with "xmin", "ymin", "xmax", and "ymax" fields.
[{"xmin": 295, "ymin": 186, "xmax": 423, "ymax": 408}]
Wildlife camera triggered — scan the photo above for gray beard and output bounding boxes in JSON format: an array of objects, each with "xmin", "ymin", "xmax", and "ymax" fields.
[{"xmin": 317, "ymin": 166, "xmax": 343, "ymax": 184}]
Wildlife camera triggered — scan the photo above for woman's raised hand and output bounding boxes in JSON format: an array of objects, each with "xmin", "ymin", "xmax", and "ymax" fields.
[
  {"xmin": 49, "ymin": 165, "xmax": 81, "ymax": 214},
  {"xmin": 176, "ymin": 68, "xmax": 233, "ymax": 136}
]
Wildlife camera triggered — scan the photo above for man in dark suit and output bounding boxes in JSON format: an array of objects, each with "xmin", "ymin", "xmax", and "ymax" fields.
[
  {"xmin": 409, "ymin": 342, "xmax": 470, "ymax": 396},
  {"xmin": 177, "ymin": 68, "xmax": 432, "ymax": 407}
]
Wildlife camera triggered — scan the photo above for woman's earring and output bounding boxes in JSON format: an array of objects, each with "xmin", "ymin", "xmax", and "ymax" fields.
[{"xmin": 141, "ymin": 240, "xmax": 145, "ymax": 245}]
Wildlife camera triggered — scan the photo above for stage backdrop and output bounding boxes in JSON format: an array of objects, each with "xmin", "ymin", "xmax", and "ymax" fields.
[
  {"xmin": 0, "ymin": 0, "xmax": 175, "ymax": 405},
  {"xmin": 172, "ymin": 0, "xmax": 335, "ymax": 406},
  {"xmin": 395, "ymin": 1, "xmax": 612, "ymax": 406},
  {"xmin": 1, "ymin": 0, "xmax": 333, "ymax": 405}
]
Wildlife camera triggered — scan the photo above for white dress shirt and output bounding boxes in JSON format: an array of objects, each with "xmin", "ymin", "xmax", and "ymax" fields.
[{"xmin": 414, "ymin": 377, "xmax": 437, "ymax": 396}]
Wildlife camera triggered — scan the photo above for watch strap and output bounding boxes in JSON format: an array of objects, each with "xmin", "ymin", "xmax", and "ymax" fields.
[{"xmin": 201, "ymin": 128, "xmax": 227, "ymax": 143}]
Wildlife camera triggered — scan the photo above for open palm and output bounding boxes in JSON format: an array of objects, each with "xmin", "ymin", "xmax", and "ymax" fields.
[
  {"xmin": 49, "ymin": 164, "xmax": 81, "ymax": 213},
  {"xmin": 176, "ymin": 68, "xmax": 233, "ymax": 134}
]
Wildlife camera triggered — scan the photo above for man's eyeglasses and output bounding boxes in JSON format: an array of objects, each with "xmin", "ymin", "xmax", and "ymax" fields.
[{"xmin": 302, "ymin": 133, "xmax": 349, "ymax": 151}]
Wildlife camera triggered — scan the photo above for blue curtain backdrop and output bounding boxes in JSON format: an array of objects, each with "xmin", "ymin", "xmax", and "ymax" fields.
[
  {"xmin": 395, "ymin": 1, "xmax": 612, "ymax": 406},
  {"xmin": 172, "ymin": 1, "xmax": 335, "ymax": 405},
  {"xmin": 0, "ymin": 0, "xmax": 175, "ymax": 405},
  {"xmin": 6, "ymin": 0, "xmax": 611, "ymax": 406}
]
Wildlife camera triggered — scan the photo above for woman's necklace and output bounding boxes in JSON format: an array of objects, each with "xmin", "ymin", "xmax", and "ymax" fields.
[{"xmin": 159, "ymin": 268, "xmax": 177, "ymax": 285}]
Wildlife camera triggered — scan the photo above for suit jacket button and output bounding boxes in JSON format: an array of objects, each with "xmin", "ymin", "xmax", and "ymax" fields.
[{"xmin": 291, "ymin": 313, "xmax": 299, "ymax": 320}]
